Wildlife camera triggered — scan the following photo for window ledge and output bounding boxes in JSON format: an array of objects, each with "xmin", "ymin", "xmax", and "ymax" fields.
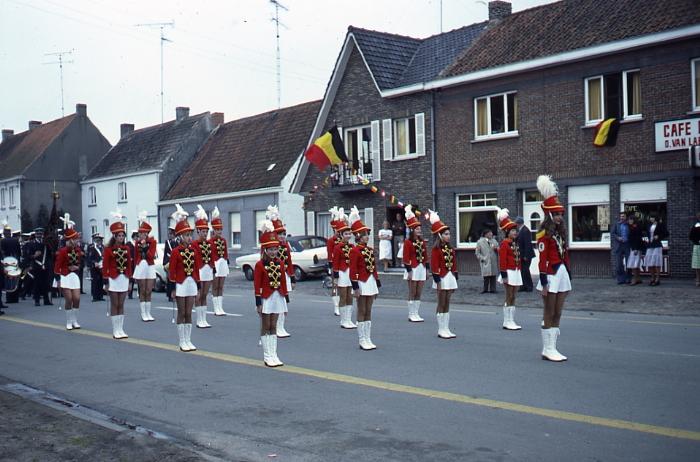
[
  {"xmin": 687, "ymin": 109, "xmax": 700, "ymax": 115},
  {"xmin": 471, "ymin": 132, "xmax": 520, "ymax": 144},
  {"xmin": 9, "ymin": 205, "xmax": 16, "ymax": 209},
  {"xmin": 456, "ymin": 244, "xmax": 477, "ymax": 250},
  {"xmin": 88, "ymin": 203, "xmax": 97, "ymax": 208},
  {"xmin": 569, "ymin": 244, "xmax": 611, "ymax": 250},
  {"xmin": 118, "ymin": 200, "xmax": 128, "ymax": 204},
  {"xmin": 581, "ymin": 117, "xmax": 644, "ymax": 129},
  {"xmin": 390, "ymin": 153, "xmax": 426, "ymax": 162}
]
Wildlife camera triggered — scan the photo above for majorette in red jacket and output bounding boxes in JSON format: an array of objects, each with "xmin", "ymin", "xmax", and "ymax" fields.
[
  {"xmin": 537, "ymin": 230, "xmax": 569, "ymax": 283},
  {"xmin": 209, "ymin": 236, "xmax": 229, "ymax": 261},
  {"xmin": 350, "ymin": 243, "xmax": 380, "ymax": 286},
  {"xmin": 102, "ymin": 245, "xmax": 133, "ymax": 279},
  {"xmin": 54, "ymin": 246, "xmax": 83, "ymax": 276},
  {"xmin": 254, "ymin": 258, "xmax": 288, "ymax": 302},
  {"xmin": 168, "ymin": 244, "xmax": 203, "ymax": 284},
  {"xmin": 403, "ymin": 238, "xmax": 428, "ymax": 269},
  {"xmin": 498, "ymin": 238, "xmax": 521, "ymax": 277},
  {"xmin": 192, "ymin": 238, "xmax": 214, "ymax": 268},
  {"xmin": 332, "ymin": 240, "xmax": 354, "ymax": 275},
  {"xmin": 277, "ymin": 241, "xmax": 295, "ymax": 279},
  {"xmin": 134, "ymin": 237, "xmax": 157, "ymax": 266},
  {"xmin": 431, "ymin": 244, "xmax": 458, "ymax": 279},
  {"xmin": 326, "ymin": 235, "xmax": 340, "ymax": 268}
]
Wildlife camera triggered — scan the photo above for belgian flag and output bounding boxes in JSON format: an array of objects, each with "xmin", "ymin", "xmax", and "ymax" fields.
[
  {"xmin": 304, "ymin": 126, "xmax": 348, "ymax": 170},
  {"xmin": 593, "ymin": 118, "xmax": 620, "ymax": 147}
]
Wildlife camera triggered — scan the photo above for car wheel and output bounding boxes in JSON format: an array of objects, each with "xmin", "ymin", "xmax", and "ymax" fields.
[
  {"xmin": 293, "ymin": 266, "xmax": 305, "ymax": 282},
  {"xmin": 154, "ymin": 276, "xmax": 164, "ymax": 293},
  {"xmin": 243, "ymin": 265, "xmax": 254, "ymax": 281}
]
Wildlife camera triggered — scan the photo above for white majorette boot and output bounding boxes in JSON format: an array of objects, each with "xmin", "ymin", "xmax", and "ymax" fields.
[
  {"xmin": 185, "ymin": 323, "xmax": 196, "ymax": 351},
  {"xmin": 65, "ymin": 310, "xmax": 73, "ymax": 330},
  {"xmin": 436, "ymin": 313, "xmax": 450, "ymax": 339},
  {"xmin": 508, "ymin": 306, "xmax": 521, "ymax": 330},
  {"xmin": 177, "ymin": 324, "xmax": 188, "ymax": 351},
  {"xmin": 332, "ymin": 295, "xmax": 340, "ymax": 316},
  {"xmin": 201, "ymin": 305, "xmax": 211, "ymax": 328},
  {"xmin": 145, "ymin": 302, "xmax": 155, "ymax": 321},
  {"xmin": 214, "ymin": 296, "xmax": 226, "ymax": 316},
  {"xmin": 261, "ymin": 336, "xmax": 272, "ymax": 366},
  {"xmin": 552, "ymin": 327, "xmax": 567, "ymax": 361},
  {"xmin": 340, "ymin": 306, "xmax": 357, "ymax": 329},
  {"xmin": 72, "ymin": 309, "xmax": 81, "ymax": 329},
  {"xmin": 140, "ymin": 302, "xmax": 148, "ymax": 321},
  {"xmin": 357, "ymin": 322, "xmax": 370, "ymax": 350},
  {"xmin": 118, "ymin": 315, "xmax": 128, "ymax": 338},
  {"xmin": 541, "ymin": 329, "xmax": 566, "ymax": 362},
  {"xmin": 502, "ymin": 303, "xmax": 510, "ymax": 329},
  {"xmin": 276, "ymin": 313, "xmax": 290, "ymax": 338},
  {"xmin": 195, "ymin": 306, "xmax": 205, "ymax": 328},
  {"xmin": 111, "ymin": 316, "xmax": 120, "ymax": 338},
  {"xmin": 270, "ymin": 335, "xmax": 283, "ymax": 366},
  {"xmin": 443, "ymin": 312, "xmax": 456, "ymax": 338},
  {"xmin": 365, "ymin": 320, "xmax": 377, "ymax": 349},
  {"xmin": 412, "ymin": 300, "xmax": 424, "ymax": 322}
]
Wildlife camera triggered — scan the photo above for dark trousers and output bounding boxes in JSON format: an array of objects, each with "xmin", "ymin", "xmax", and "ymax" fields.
[
  {"xmin": 614, "ymin": 246, "xmax": 630, "ymax": 283},
  {"xmin": 520, "ymin": 258, "xmax": 533, "ymax": 291},
  {"xmin": 33, "ymin": 269, "xmax": 51, "ymax": 303},
  {"xmin": 90, "ymin": 268, "xmax": 104, "ymax": 300},
  {"xmin": 167, "ymin": 280, "xmax": 175, "ymax": 301},
  {"xmin": 482, "ymin": 276, "xmax": 497, "ymax": 293},
  {"xmin": 21, "ymin": 274, "xmax": 33, "ymax": 299}
]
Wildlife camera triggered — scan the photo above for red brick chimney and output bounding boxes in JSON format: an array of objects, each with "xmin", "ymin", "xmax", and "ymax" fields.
[
  {"xmin": 28, "ymin": 121, "xmax": 42, "ymax": 131},
  {"xmin": 211, "ymin": 112, "xmax": 225, "ymax": 126},
  {"xmin": 488, "ymin": 1, "xmax": 512, "ymax": 22},
  {"xmin": 120, "ymin": 123, "xmax": 135, "ymax": 139}
]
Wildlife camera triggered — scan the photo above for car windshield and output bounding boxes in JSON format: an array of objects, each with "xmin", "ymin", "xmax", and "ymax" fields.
[
  {"xmin": 288, "ymin": 237, "xmax": 325, "ymax": 252},
  {"xmin": 288, "ymin": 240, "xmax": 304, "ymax": 252}
]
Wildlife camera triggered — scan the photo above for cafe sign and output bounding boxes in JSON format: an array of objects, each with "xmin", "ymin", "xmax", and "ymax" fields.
[{"xmin": 655, "ymin": 117, "xmax": 700, "ymax": 152}]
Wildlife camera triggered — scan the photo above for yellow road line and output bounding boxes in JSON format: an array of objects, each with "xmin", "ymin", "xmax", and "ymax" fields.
[
  {"xmin": 4, "ymin": 315, "xmax": 700, "ymax": 442},
  {"xmin": 628, "ymin": 320, "xmax": 700, "ymax": 327}
]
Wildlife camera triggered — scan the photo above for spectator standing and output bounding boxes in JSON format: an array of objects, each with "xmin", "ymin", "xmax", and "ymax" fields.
[
  {"xmin": 645, "ymin": 214, "xmax": 667, "ymax": 286},
  {"xmin": 515, "ymin": 216, "xmax": 535, "ymax": 292},
  {"xmin": 690, "ymin": 211, "xmax": 700, "ymax": 287},
  {"xmin": 475, "ymin": 229, "xmax": 499, "ymax": 293},
  {"xmin": 610, "ymin": 211, "xmax": 631, "ymax": 284},
  {"xmin": 392, "ymin": 212, "xmax": 406, "ymax": 268},
  {"xmin": 378, "ymin": 220, "xmax": 393, "ymax": 272},
  {"xmin": 626, "ymin": 215, "xmax": 644, "ymax": 285}
]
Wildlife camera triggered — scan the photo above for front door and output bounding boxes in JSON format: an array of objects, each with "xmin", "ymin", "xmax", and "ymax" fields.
[{"xmin": 522, "ymin": 190, "xmax": 543, "ymax": 274}]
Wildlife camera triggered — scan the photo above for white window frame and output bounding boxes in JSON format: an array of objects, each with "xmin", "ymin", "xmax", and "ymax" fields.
[
  {"xmin": 692, "ymin": 57, "xmax": 700, "ymax": 112},
  {"xmin": 229, "ymin": 212, "xmax": 241, "ymax": 249},
  {"xmin": 118, "ymin": 181, "xmax": 127, "ymax": 203},
  {"xmin": 0, "ymin": 188, "xmax": 5, "ymax": 209},
  {"xmin": 8, "ymin": 186, "xmax": 15, "ymax": 208},
  {"xmin": 341, "ymin": 124, "xmax": 381, "ymax": 183},
  {"xmin": 254, "ymin": 210, "xmax": 266, "ymax": 248},
  {"xmin": 88, "ymin": 186, "xmax": 97, "ymax": 206},
  {"xmin": 473, "ymin": 91, "xmax": 518, "ymax": 140},
  {"xmin": 315, "ymin": 212, "xmax": 332, "ymax": 238},
  {"xmin": 455, "ymin": 192, "xmax": 498, "ymax": 249},
  {"xmin": 567, "ymin": 184, "xmax": 611, "ymax": 249},
  {"xmin": 390, "ymin": 113, "xmax": 426, "ymax": 160},
  {"xmin": 585, "ymin": 70, "xmax": 642, "ymax": 126}
]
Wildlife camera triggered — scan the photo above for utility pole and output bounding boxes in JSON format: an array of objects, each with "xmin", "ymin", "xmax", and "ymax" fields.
[
  {"xmin": 136, "ymin": 21, "xmax": 174, "ymax": 123},
  {"xmin": 43, "ymin": 50, "xmax": 74, "ymax": 117},
  {"xmin": 270, "ymin": 0, "xmax": 288, "ymax": 109}
]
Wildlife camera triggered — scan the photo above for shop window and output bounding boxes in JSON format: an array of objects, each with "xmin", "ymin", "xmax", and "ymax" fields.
[
  {"xmin": 316, "ymin": 212, "xmax": 332, "ymax": 238},
  {"xmin": 474, "ymin": 92, "xmax": 518, "ymax": 139},
  {"xmin": 568, "ymin": 184, "xmax": 610, "ymax": 247},
  {"xmin": 457, "ymin": 193, "xmax": 498, "ymax": 247},
  {"xmin": 692, "ymin": 58, "xmax": 700, "ymax": 112},
  {"xmin": 229, "ymin": 212, "xmax": 241, "ymax": 249},
  {"xmin": 623, "ymin": 202, "xmax": 668, "ymax": 244},
  {"xmin": 585, "ymin": 70, "xmax": 641, "ymax": 125}
]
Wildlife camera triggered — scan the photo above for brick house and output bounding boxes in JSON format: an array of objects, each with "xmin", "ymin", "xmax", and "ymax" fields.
[
  {"xmin": 428, "ymin": 0, "xmax": 700, "ymax": 277},
  {"xmin": 290, "ymin": 23, "xmax": 487, "ymax": 265}
]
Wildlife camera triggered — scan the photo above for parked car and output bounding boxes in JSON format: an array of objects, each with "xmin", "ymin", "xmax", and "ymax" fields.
[
  {"xmin": 235, "ymin": 235, "xmax": 328, "ymax": 281},
  {"xmin": 154, "ymin": 243, "xmax": 167, "ymax": 292}
]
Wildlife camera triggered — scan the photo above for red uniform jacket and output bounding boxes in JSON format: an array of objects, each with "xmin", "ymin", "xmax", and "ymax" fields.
[
  {"xmin": 277, "ymin": 241, "xmax": 295, "ymax": 278},
  {"xmin": 326, "ymin": 235, "xmax": 340, "ymax": 268},
  {"xmin": 498, "ymin": 238, "xmax": 521, "ymax": 277},
  {"xmin": 192, "ymin": 238, "xmax": 214, "ymax": 268},
  {"xmin": 537, "ymin": 230, "xmax": 570, "ymax": 285},
  {"xmin": 54, "ymin": 246, "xmax": 83, "ymax": 276},
  {"xmin": 332, "ymin": 240, "xmax": 354, "ymax": 275},
  {"xmin": 168, "ymin": 244, "xmax": 203, "ymax": 284},
  {"xmin": 102, "ymin": 245, "xmax": 133, "ymax": 279},
  {"xmin": 350, "ymin": 243, "xmax": 380, "ymax": 287},
  {"xmin": 254, "ymin": 258, "xmax": 288, "ymax": 301},
  {"xmin": 134, "ymin": 237, "xmax": 157, "ymax": 266},
  {"xmin": 431, "ymin": 244, "xmax": 458, "ymax": 280},
  {"xmin": 402, "ymin": 238, "xmax": 428, "ymax": 269},
  {"xmin": 209, "ymin": 236, "xmax": 229, "ymax": 261}
]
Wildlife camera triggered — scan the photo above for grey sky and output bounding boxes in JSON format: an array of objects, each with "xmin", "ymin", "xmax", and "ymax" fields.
[{"xmin": 0, "ymin": 0, "xmax": 557, "ymax": 144}]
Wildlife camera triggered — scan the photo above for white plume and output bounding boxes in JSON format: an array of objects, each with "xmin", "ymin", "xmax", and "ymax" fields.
[
  {"xmin": 110, "ymin": 208, "xmax": 124, "ymax": 221},
  {"xmin": 59, "ymin": 213, "xmax": 75, "ymax": 229},
  {"xmin": 212, "ymin": 206, "xmax": 220, "ymax": 220},
  {"xmin": 138, "ymin": 210, "xmax": 148, "ymax": 223},
  {"xmin": 328, "ymin": 206, "xmax": 339, "ymax": 220},
  {"xmin": 338, "ymin": 207, "xmax": 346, "ymax": 221},
  {"xmin": 1, "ymin": 219, "xmax": 7, "ymax": 227},
  {"xmin": 496, "ymin": 207, "xmax": 510, "ymax": 222},
  {"xmin": 195, "ymin": 204, "xmax": 208, "ymax": 221},
  {"xmin": 348, "ymin": 205, "xmax": 361, "ymax": 224},
  {"xmin": 171, "ymin": 203, "xmax": 188, "ymax": 223},
  {"xmin": 266, "ymin": 204, "xmax": 280, "ymax": 221},
  {"xmin": 258, "ymin": 219, "xmax": 275, "ymax": 233},
  {"xmin": 428, "ymin": 209, "xmax": 441, "ymax": 225},
  {"xmin": 404, "ymin": 204, "xmax": 415, "ymax": 220},
  {"xmin": 537, "ymin": 175, "xmax": 558, "ymax": 200}
]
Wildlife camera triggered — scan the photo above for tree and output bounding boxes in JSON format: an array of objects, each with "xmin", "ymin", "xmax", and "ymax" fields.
[
  {"xmin": 21, "ymin": 209, "xmax": 33, "ymax": 231},
  {"xmin": 36, "ymin": 203, "xmax": 49, "ymax": 229}
]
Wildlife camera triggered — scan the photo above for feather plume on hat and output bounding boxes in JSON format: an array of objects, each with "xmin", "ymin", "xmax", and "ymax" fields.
[
  {"xmin": 404, "ymin": 204, "xmax": 415, "ymax": 220},
  {"xmin": 537, "ymin": 175, "xmax": 558, "ymax": 200},
  {"xmin": 348, "ymin": 205, "xmax": 361, "ymax": 224},
  {"xmin": 138, "ymin": 210, "xmax": 148, "ymax": 223},
  {"xmin": 171, "ymin": 203, "xmax": 188, "ymax": 223},
  {"xmin": 59, "ymin": 213, "xmax": 75, "ymax": 230},
  {"xmin": 110, "ymin": 208, "xmax": 124, "ymax": 221},
  {"xmin": 328, "ymin": 206, "xmax": 339, "ymax": 220},
  {"xmin": 194, "ymin": 204, "xmax": 208, "ymax": 221},
  {"xmin": 212, "ymin": 206, "xmax": 220, "ymax": 220},
  {"xmin": 258, "ymin": 219, "xmax": 275, "ymax": 233},
  {"xmin": 496, "ymin": 207, "xmax": 510, "ymax": 223},
  {"xmin": 266, "ymin": 204, "xmax": 280, "ymax": 221},
  {"xmin": 428, "ymin": 209, "xmax": 441, "ymax": 225}
]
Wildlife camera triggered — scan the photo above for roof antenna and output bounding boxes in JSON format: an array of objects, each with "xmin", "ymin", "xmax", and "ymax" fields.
[
  {"xmin": 270, "ymin": 0, "xmax": 288, "ymax": 109},
  {"xmin": 136, "ymin": 21, "xmax": 175, "ymax": 123},
  {"xmin": 43, "ymin": 50, "xmax": 74, "ymax": 117}
]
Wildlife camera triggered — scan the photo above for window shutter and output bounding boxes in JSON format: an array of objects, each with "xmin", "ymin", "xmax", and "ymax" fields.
[
  {"xmin": 415, "ymin": 113, "xmax": 425, "ymax": 156},
  {"xmin": 382, "ymin": 119, "xmax": 393, "ymax": 160},
  {"xmin": 306, "ymin": 211, "xmax": 315, "ymax": 235},
  {"xmin": 364, "ymin": 207, "xmax": 374, "ymax": 244},
  {"xmin": 370, "ymin": 120, "xmax": 381, "ymax": 181}
]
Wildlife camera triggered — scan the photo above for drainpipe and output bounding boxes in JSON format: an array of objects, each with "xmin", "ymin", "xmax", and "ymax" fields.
[{"xmin": 430, "ymin": 91, "xmax": 437, "ymax": 210}]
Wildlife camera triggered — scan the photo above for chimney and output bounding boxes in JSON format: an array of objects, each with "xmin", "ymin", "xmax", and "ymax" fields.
[
  {"xmin": 211, "ymin": 112, "xmax": 224, "ymax": 126},
  {"xmin": 488, "ymin": 1, "xmax": 511, "ymax": 22},
  {"xmin": 76, "ymin": 103, "xmax": 87, "ymax": 117},
  {"xmin": 28, "ymin": 121, "xmax": 42, "ymax": 131},
  {"xmin": 176, "ymin": 106, "xmax": 190, "ymax": 121},
  {"xmin": 2, "ymin": 129, "xmax": 14, "ymax": 142},
  {"xmin": 120, "ymin": 123, "xmax": 135, "ymax": 139}
]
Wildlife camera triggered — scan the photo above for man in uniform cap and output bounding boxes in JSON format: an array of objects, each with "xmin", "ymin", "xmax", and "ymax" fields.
[
  {"xmin": 515, "ymin": 216, "xmax": 535, "ymax": 292},
  {"xmin": 87, "ymin": 233, "xmax": 106, "ymax": 301},
  {"xmin": 163, "ymin": 225, "xmax": 178, "ymax": 302},
  {"xmin": 22, "ymin": 227, "xmax": 53, "ymax": 306}
]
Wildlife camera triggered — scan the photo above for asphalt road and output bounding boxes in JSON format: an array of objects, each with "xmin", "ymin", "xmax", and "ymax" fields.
[{"xmin": 1, "ymin": 287, "xmax": 699, "ymax": 461}]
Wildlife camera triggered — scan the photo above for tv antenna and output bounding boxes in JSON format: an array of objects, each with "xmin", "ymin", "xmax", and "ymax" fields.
[
  {"xmin": 136, "ymin": 21, "xmax": 175, "ymax": 123},
  {"xmin": 270, "ymin": 0, "xmax": 288, "ymax": 109},
  {"xmin": 43, "ymin": 50, "xmax": 74, "ymax": 117}
]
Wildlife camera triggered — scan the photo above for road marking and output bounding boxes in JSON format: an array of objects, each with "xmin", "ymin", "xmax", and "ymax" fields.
[
  {"xmin": 627, "ymin": 319, "xmax": 700, "ymax": 327},
  {"xmin": 3, "ymin": 315, "xmax": 700, "ymax": 442},
  {"xmin": 152, "ymin": 306, "xmax": 243, "ymax": 317}
]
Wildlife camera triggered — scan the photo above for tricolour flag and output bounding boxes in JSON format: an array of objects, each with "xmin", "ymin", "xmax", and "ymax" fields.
[
  {"xmin": 593, "ymin": 118, "xmax": 620, "ymax": 147},
  {"xmin": 304, "ymin": 126, "xmax": 348, "ymax": 170}
]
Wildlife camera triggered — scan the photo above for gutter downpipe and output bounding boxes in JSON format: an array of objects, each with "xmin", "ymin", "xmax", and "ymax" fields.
[{"xmin": 430, "ymin": 90, "xmax": 437, "ymax": 210}]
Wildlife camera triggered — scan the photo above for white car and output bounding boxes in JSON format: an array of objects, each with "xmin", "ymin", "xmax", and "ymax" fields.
[{"xmin": 235, "ymin": 235, "xmax": 328, "ymax": 281}]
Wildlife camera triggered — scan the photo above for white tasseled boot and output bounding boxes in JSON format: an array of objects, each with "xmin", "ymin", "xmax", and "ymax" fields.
[
  {"xmin": 541, "ymin": 329, "xmax": 565, "ymax": 362},
  {"xmin": 508, "ymin": 306, "xmax": 522, "ymax": 330},
  {"xmin": 502, "ymin": 303, "xmax": 510, "ymax": 329},
  {"xmin": 118, "ymin": 315, "xmax": 128, "ymax": 338},
  {"xmin": 195, "ymin": 307, "xmax": 204, "ymax": 328},
  {"xmin": 412, "ymin": 300, "xmax": 424, "ymax": 322},
  {"xmin": 216, "ymin": 296, "xmax": 226, "ymax": 316},
  {"xmin": 111, "ymin": 316, "xmax": 120, "ymax": 338},
  {"xmin": 177, "ymin": 324, "xmax": 188, "ymax": 351},
  {"xmin": 276, "ymin": 313, "xmax": 290, "ymax": 338},
  {"xmin": 140, "ymin": 302, "xmax": 148, "ymax": 321},
  {"xmin": 407, "ymin": 300, "xmax": 414, "ymax": 321},
  {"xmin": 437, "ymin": 313, "xmax": 449, "ymax": 338},
  {"xmin": 65, "ymin": 310, "xmax": 73, "ymax": 330},
  {"xmin": 270, "ymin": 335, "xmax": 283, "ymax": 366},
  {"xmin": 72, "ymin": 309, "xmax": 81, "ymax": 329},
  {"xmin": 201, "ymin": 305, "xmax": 211, "ymax": 328},
  {"xmin": 332, "ymin": 295, "xmax": 340, "ymax": 316},
  {"xmin": 443, "ymin": 312, "xmax": 456, "ymax": 338},
  {"xmin": 185, "ymin": 323, "xmax": 196, "ymax": 351},
  {"xmin": 262, "ymin": 336, "xmax": 273, "ymax": 366},
  {"xmin": 340, "ymin": 306, "xmax": 356, "ymax": 329},
  {"xmin": 357, "ymin": 322, "xmax": 370, "ymax": 350},
  {"xmin": 365, "ymin": 320, "xmax": 376, "ymax": 349},
  {"xmin": 145, "ymin": 302, "xmax": 154, "ymax": 321},
  {"xmin": 552, "ymin": 327, "xmax": 567, "ymax": 361}
]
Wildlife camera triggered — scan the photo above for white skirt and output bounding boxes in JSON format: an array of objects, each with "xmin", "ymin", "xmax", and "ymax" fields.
[
  {"xmin": 60, "ymin": 272, "xmax": 81, "ymax": 290},
  {"xmin": 358, "ymin": 274, "xmax": 379, "ymax": 296},
  {"xmin": 285, "ymin": 273, "xmax": 293, "ymax": 293},
  {"xmin": 537, "ymin": 264, "xmax": 572, "ymax": 293},
  {"xmin": 379, "ymin": 240, "xmax": 392, "ymax": 260},
  {"xmin": 262, "ymin": 290, "xmax": 288, "ymax": 314},
  {"xmin": 498, "ymin": 269, "xmax": 523, "ymax": 286},
  {"xmin": 404, "ymin": 263, "xmax": 427, "ymax": 281},
  {"xmin": 337, "ymin": 268, "xmax": 352, "ymax": 287},
  {"xmin": 109, "ymin": 274, "xmax": 129, "ymax": 293},
  {"xmin": 433, "ymin": 271, "xmax": 458, "ymax": 290},
  {"xmin": 214, "ymin": 258, "xmax": 229, "ymax": 277},
  {"xmin": 176, "ymin": 276, "xmax": 198, "ymax": 297},
  {"xmin": 626, "ymin": 250, "xmax": 643, "ymax": 269},
  {"xmin": 645, "ymin": 247, "xmax": 663, "ymax": 267},
  {"xmin": 133, "ymin": 260, "xmax": 156, "ymax": 280},
  {"xmin": 199, "ymin": 265, "xmax": 214, "ymax": 282}
]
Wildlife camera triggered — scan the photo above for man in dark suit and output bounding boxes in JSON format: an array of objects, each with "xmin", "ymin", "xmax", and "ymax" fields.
[
  {"xmin": 610, "ymin": 211, "xmax": 631, "ymax": 284},
  {"xmin": 23, "ymin": 228, "xmax": 53, "ymax": 306},
  {"xmin": 515, "ymin": 217, "xmax": 535, "ymax": 292},
  {"xmin": 1, "ymin": 226, "xmax": 22, "ymax": 304},
  {"xmin": 87, "ymin": 233, "xmax": 105, "ymax": 301},
  {"xmin": 162, "ymin": 226, "xmax": 177, "ymax": 302}
]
